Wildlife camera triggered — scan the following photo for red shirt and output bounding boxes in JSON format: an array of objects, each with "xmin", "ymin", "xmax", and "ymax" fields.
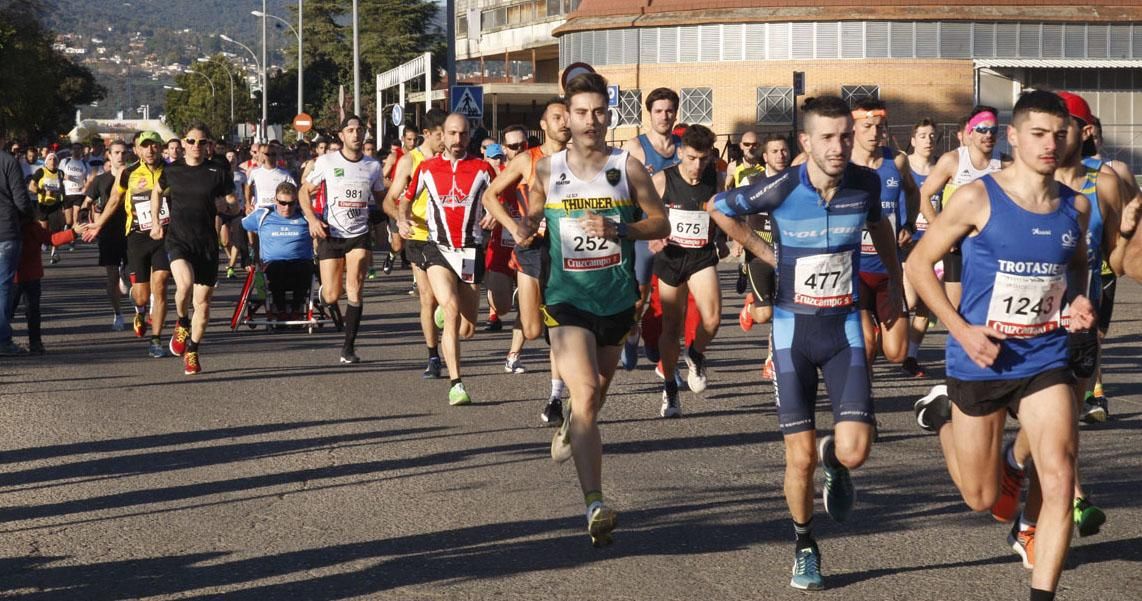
[
  {"xmin": 16, "ymin": 222, "xmax": 76, "ymax": 283},
  {"xmin": 405, "ymin": 154, "xmax": 494, "ymax": 248}
]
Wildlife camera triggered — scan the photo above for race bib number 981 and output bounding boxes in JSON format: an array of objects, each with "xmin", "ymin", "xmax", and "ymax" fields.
[{"xmin": 794, "ymin": 251, "xmax": 853, "ymax": 308}]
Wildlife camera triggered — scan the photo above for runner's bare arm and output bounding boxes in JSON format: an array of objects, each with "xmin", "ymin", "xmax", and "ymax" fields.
[
  {"xmin": 382, "ymin": 153, "xmax": 413, "ymax": 223},
  {"xmin": 1066, "ymin": 193, "xmax": 1096, "ymax": 331},
  {"xmin": 480, "ymin": 151, "xmax": 528, "ymax": 236},
  {"xmin": 148, "ymin": 181, "xmax": 165, "ymax": 240},
  {"xmin": 521, "ymin": 157, "xmax": 549, "ymax": 240},
  {"xmin": 897, "ymin": 152, "xmax": 919, "ymax": 242},
  {"xmin": 918, "ymin": 151, "xmax": 956, "ymax": 225},
  {"xmin": 624, "ymin": 155, "xmax": 669, "ymax": 240},
  {"xmin": 1100, "ymin": 168, "xmax": 1129, "ymax": 276},
  {"xmin": 298, "ymin": 178, "xmax": 327, "ymax": 240},
  {"xmin": 1125, "ymin": 218, "xmax": 1142, "ymax": 282}
]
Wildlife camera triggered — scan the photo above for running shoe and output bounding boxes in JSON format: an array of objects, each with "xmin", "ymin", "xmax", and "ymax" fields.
[
  {"xmin": 654, "ymin": 362, "xmax": 685, "ymax": 388},
  {"xmin": 0, "ymin": 341, "xmax": 28, "ymax": 356},
  {"xmin": 484, "ymin": 317, "xmax": 503, "ymax": 332},
  {"xmin": 381, "ymin": 252, "xmax": 394, "ymax": 275},
  {"xmin": 226, "ymin": 266, "xmax": 236, "ymax": 279},
  {"xmin": 111, "ymin": 314, "xmax": 125, "ymax": 331},
  {"xmin": 790, "ymin": 545, "xmax": 825, "ymax": 591},
  {"xmin": 434, "ymin": 306, "xmax": 445, "ymax": 329},
  {"xmin": 620, "ymin": 329, "xmax": 639, "ymax": 371},
  {"xmin": 28, "ymin": 342, "xmax": 45, "ymax": 355},
  {"xmin": 644, "ymin": 336, "xmax": 660, "ymax": 364},
  {"xmin": 739, "ymin": 293, "xmax": 755, "ymax": 332},
  {"xmin": 819, "ymin": 435, "xmax": 855, "ymax": 523},
  {"xmin": 735, "ymin": 264, "xmax": 748, "ymax": 295},
  {"xmin": 148, "ymin": 340, "xmax": 166, "ymax": 358},
  {"xmin": 1008, "ymin": 520, "xmax": 1035, "ymax": 570},
  {"xmin": 49, "ymin": 251, "xmax": 60, "ymax": 265},
  {"xmin": 587, "ymin": 502, "xmax": 618, "ymax": 547},
  {"xmin": 660, "ymin": 388, "xmax": 682, "ymax": 418},
  {"xmin": 551, "ymin": 406, "xmax": 572, "ymax": 463},
  {"xmin": 1079, "ymin": 392, "xmax": 1108, "ymax": 424},
  {"xmin": 504, "ymin": 356, "xmax": 526, "ymax": 374},
  {"xmin": 991, "ymin": 442, "xmax": 1025, "ymax": 523},
  {"xmin": 367, "ymin": 268, "xmax": 377, "ymax": 280},
  {"xmin": 339, "ymin": 347, "xmax": 360, "ymax": 364},
  {"xmin": 183, "ymin": 351, "xmax": 201, "ymax": 375},
  {"xmin": 900, "ymin": 356, "xmax": 926, "ymax": 378},
  {"xmin": 422, "ymin": 356, "xmax": 443, "ymax": 379},
  {"xmin": 133, "ymin": 313, "xmax": 147, "ymax": 338},
  {"xmin": 449, "ymin": 382, "xmax": 472, "ymax": 406},
  {"xmin": 407, "ymin": 284, "xmax": 418, "ymax": 296},
  {"xmin": 169, "ymin": 324, "xmax": 190, "ymax": 357},
  {"xmin": 540, "ymin": 396, "xmax": 563, "ymax": 427},
  {"xmin": 913, "ymin": 384, "xmax": 951, "ymax": 433},
  {"xmin": 1073, "ymin": 497, "xmax": 1106, "ymax": 537},
  {"xmin": 762, "ymin": 354, "xmax": 775, "ymax": 382},
  {"xmin": 683, "ymin": 347, "xmax": 708, "ymax": 393}
]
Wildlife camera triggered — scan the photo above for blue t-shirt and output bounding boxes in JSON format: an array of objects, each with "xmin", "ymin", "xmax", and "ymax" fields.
[
  {"xmin": 241, "ymin": 207, "xmax": 313, "ymax": 262},
  {"xmin": 713, "ymin": 162, "xmax": 881, "ymax": 316}
]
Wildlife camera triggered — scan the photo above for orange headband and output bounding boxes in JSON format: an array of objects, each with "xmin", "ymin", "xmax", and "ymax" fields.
[{"xmin": 852, "ymin": 109, "xmax": 887, "ymax": 120}]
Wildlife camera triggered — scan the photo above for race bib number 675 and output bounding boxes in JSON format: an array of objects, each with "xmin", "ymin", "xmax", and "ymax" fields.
[{"xmin": 794, "ymin": 251, "xmax": 853, "ymax": 308}]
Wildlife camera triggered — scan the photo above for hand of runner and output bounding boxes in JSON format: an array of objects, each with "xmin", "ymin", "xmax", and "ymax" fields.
[
  {"xmin": 479, "ymin": 211, "xmax": 497, "ymax": 230},
  {"xmin": 897, "ymin": 228, "xmax": 913, "ymax": 247},
  {"xmin": 730, "ymin": 240, "xmax": 743, "ymax": 257},
  {"xmin": 397, "ymin": 218, "xmax": 412, "ymax": 240},
  {"xmin": 307, "ymin": 217, "xmax": 328, "ymax": 240},
  {"xmin": 1066, "ymin": 295, "xmax": 1097, "ymax": 331},
  {"xmin": 512, "ymin": 222, "xmax": 535, "ymax": 248},
  {"xmin": 149, "ymin": 224, "xmax": 164, "ymax": 241},
  {"xmin": 81, "ymin": 224, "xmax": 101, "ymax": 242},
  {"xmin": 71, "ymin": 222, "xmax": 89, "ymax": 235},
  {"xmin": 1121, "ymin": 197, "xmax": 1140, "ymax": 236},
  {"xmin": 648, "ymin": 239, "xmax": 667, "ymax": 254},
  {"xmin": 885, "ymin": 278, "xmax": 905, "ymax": 322},
  {"xmin": 955, "ymin": 324, "xmax": 1006, "ymax": 369},
  {"xmin": 579, "ymin": 212, "xmax": 616, "ymax": 240}
]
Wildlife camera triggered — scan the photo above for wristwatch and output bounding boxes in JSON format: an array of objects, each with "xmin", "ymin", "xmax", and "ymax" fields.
[{"xmin": 615, "ymin": 221, "xmax": 629, "ymax": 239}]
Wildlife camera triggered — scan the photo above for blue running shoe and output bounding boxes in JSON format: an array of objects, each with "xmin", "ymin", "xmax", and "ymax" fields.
[
  {"xmin": 819, "ymin": 435, "xmax": 855, "ymax": 523},
  {"xmin": 790, "ymin": 545, "xmax": 824, "ymax": 590},
  {"xmin": 621, "ymin": 332, "xmax": 639, "ymax": 371}
]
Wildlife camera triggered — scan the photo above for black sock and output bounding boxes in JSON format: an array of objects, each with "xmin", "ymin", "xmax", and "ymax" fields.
[
  {"xmin": 151, "ymin": 335, "xmax": 160, "ymax": 344},
  {"xmin": 428, "ymin": 346, "xmax": 439, "ymax": 360},
  {"xmin": 450, "ymin": 378, "xmax": 462, "ymax": 387},
  {"xmin": 1030, "ymin": 589, "xmax": 1055, "ymax": 601},
  {"xmin": 343, "ymin": 302, "xmax": 362, "ymax": 348},
  {"xmin": 186, "ymin": 339, "xmax": 199, "ymax": 353},
  {"xmin": 794, "ymin": 518, "xmax": 815, "ymax": 550},
  {"xmin": 664, "ymin": 378, "xmax": 679, "ymax": 395},
  {"xmin": 178, "ymin": 316, "xmax": 190, "ymax": 329}
]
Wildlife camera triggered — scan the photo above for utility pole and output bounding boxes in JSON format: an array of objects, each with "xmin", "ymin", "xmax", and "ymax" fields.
[
  {"xmin": 352, "ymin": 0, "xmax": 360, "ymax": 116},
  {"xmin": 261, "ymin": 0, "xmax": 268, "ymax": 141}
]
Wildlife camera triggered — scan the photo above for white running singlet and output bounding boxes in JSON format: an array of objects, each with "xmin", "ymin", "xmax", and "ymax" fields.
[
  {"xmin": 249, "ymin": 166, "xmax": 297, "ymax": 208},
  {"xmin": 306, "ymin": 151, "xmax": 383, "ymax": 238}
]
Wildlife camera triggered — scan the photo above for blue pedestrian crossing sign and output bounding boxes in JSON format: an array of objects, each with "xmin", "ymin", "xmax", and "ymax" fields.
[
  {"xmin": 607, "ymin": 84, "xmax": 620, "ymax": 108},
  {"xmin": 451, "ymin": 85, "xmax": 484, "ymax": 119}
]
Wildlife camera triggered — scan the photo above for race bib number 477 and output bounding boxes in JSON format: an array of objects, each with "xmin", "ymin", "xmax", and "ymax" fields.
[{"xmin": 794, "ymin": 251, "xmax": 853, "ymax": 308}]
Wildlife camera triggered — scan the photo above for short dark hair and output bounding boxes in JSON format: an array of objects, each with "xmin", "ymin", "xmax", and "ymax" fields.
[
  {"xmin": 108, "ymin": 139, "xmax": 129, "ymax": 152},
  {"xmin": 854, "ymin": 96, "xmax": 887, "ymax": 112},
  {"xmin": 680, "ymin": 124, "xmax": 716, "ymax": 153},
  {"xmin": 185, "ymin": 121, "xmax": 212, "ymax": 139},
  {"xmin": 762, "ymin": 132, "xmax": 788, "ymax": 150},
  {"xmin": 802, "ymin": 96, "xmax": 852, "ymax": 121},
  {"xmin": 911, "ymin": 118, "xmax": 938, "ymax": 137},
  {"xmin": 339, "ymin": 114, "xmax": 364, "ymax": 131},
  {"xmin": 1011, "ymin": 91, "xmax": 1068, "ymax": 126},
  {"xmin": 420, "ymin": 108, "xmax": 448, "ymax": 132},
  {"xmin": 275, "ymin": 181, "xmax": 298, "ymax": 198},
  {"xmin": 542, "ymin": 97, "xmax": 567, "ymax": 116},
  {"xmin": 645, "ymin": 87, "xmax": 679, "ymax": 112},
  {"xmin": 502, "ymin": 124, "xmax": 527, "ymax": 139},
  {"xmin": 564, "ymin": 72, "xmax": 609, "ymax": 101}
]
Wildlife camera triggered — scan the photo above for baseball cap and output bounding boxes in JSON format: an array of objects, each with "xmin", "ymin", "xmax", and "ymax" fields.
[
  {"xmin": 1057, "ymin": 91, "xmax": 1095, "ymax": 125},
  {"xmin": 137, "ymin": 130, "xmax": 164, "ymax": 146},
  {"xmin": 484, "ymin": 143, "xmax": 505, "ymax": 159}
]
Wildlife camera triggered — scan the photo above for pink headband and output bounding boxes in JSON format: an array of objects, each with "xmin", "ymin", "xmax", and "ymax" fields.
[{"xmin": 965, "ymin": 111, "xmax": 998, "ymax": 134}]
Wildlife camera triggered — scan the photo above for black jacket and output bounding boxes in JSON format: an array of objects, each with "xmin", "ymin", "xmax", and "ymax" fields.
[{"xmin": 0, "ymin": 151, "xmax": 34, "ymax": 242}]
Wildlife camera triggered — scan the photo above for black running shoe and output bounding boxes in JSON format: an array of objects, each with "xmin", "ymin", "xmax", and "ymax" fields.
[
  {"xmin": 914, "ymin": 385, "xmax": 951, "ymax": 432},
  {"xmin": 540, "ymin": 397, "xmax": 564, "ymax": 426},
  {"xmin": 382, "ymin": 252, "xmax": 394, "ymax": 275},
  {"xmin": 340, "ymin": 347, "xmax": 360, "ymax": 364},
  {"xmin": 735, "ymin": 265, "xmax": 748, "ymax": 295}
]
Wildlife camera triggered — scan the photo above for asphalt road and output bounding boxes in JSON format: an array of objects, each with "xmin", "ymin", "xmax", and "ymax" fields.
[{"xmin": 1, "ymin": 245, "xmax": 1139, "ymax": 601}]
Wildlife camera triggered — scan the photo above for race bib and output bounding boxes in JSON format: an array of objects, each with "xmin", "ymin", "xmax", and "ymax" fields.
[
  {"xmin": 331, "ymin": 178, "xmax": 370, "ymax": 210},
  {"xmin": 861, "ymin": 213, "xmax": 896, "ymax": 254},
  {"xmin": 793, "ymin": 251, "xmax": 853, "ymax": 308},
  {"xmin": 986, "ymin": 272, "xmax": 1065, "ymax": 338},
  {"xmin": 438, "ymin": 246, "xmax": 477, "ymax": 284},
  {"xmin": 560, "ymin": 216, "xmax": 621, "ymax": 272},
  {"xmin": 134, "ymin": 195, "xmax": 170, "ymax": 231},
  {"xmin": 41, "ymin": 179, "xmax": 62, "ymax": 204},
  {"xmin": 668, "ymin": 209, "xmax": 710, "ymax": 248}
]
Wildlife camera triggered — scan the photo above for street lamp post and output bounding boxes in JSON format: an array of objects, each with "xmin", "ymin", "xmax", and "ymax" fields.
[
  {"xmin": 185, "ymin": 70, "xmax": 217, "ymax": 121},
  {"xmin": 251, "ymin": 3, "xmax": 303, "ymax": 117},
  {"xmin": 198, "ymin": 57, "xmax": 235, "ymax": 125},
  {"xmin": 261, "ymin": 0, "xmax": 268, "ymax": 142},
  {"xmin": 219, "ymin": 34, "xmax": 264, "ymax": 140},
  {"xmin": 352, "ymin": 0, "xmax": 360, "ymax": 116}
]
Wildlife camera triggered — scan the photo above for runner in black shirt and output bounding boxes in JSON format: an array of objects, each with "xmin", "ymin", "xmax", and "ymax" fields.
[
  {"xmin": 150, "ymin": 123, "xmax": 235, "ymax": 375},
  {"xmin": 86, "ymin": 139, "xmax": 130, "ymax": 330}
]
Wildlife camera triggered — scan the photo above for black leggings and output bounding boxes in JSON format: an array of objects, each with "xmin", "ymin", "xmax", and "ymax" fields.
[
  {"xmin": 7, "ymin": 279, "xmax": 42, "ymax": 345},
  {"xmin": 265, "ymin": 260, "xmax": 312, "ymax": 312}
]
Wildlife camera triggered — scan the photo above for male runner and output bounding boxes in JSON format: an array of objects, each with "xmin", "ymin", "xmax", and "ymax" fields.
[
  {"xmin": 481, "ymin": 99, "xmax": 573, "ymax": 424},
  {"xmin": 850, "ymin": 98, "xmax": 919, "ymax": 369},
  {"xmin": 908, "ymin": 91, "xmax": 1094, "ymax": 601},
  {"xmin": 919, "ymin": 105, "xmax": 1010, "ymax": 309},
  {"xmin": 59, "ymin": 141, "xmax": 91, "ymax": 238},
  {"xmin": 27, "ymin": 152, "xmax": 64, "ymax": 265},
  {"xmin": 86, "ymin": 139, "xmax": 130, "ymax": 330},
  {"xmin": 151, "ymin": 123, "xmax": 235, "ymax": 375},
  {"xmin": 652, "ymin": 124, "xmax": 724, "ymax": 417},
  {"xmin": 246, "ymin": 145, "xmax": 296, "ymax": 213},
  {"xmin": 383, "ymin": 108, "xmax": 448, "ymax": 376},
  {"xmin": 84, "ymin": 130, "xmax": 170, "ymax": 358},
  {"xmin": 902, "ymin": 118, "xmax": 942, "ymax": 377},
  {"xmin": 165, "ymin": 138, "xmax": 184, "ymax": 165},
  {"xmin": 301, "ymin": 115, "xmax": 385, "ymax": 364},
  {"xmin": 379, "ymin": 127, "xmax": 418, "ymax": 273},
  {"xmin": 621, "ymin": 87, "xmax": 681, "ymax": 368},
  {"xmin": 400, "ymin": 113, "xmax": 494, "ymax": 406},
  {"xmin": 734, "ymin": 133, "xmax": 789, "ymax": 381},
  {"xmin": 710, "ymin": 96, "xmax": 901, "ymax": 590},
  {"xmin": 520, "ymin": 71, "xmax": 667, "ymax": 546}
]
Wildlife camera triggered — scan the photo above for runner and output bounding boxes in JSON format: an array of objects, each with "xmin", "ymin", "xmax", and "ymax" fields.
[
  {"xmin": 480, "ymin": 99, "xmax": 572, "ymax": 424},
  {"xmin": 909, "ymin": 91, "xmax": 1094, "ymax": 601},
  {"xmin": 59, "ymin": 141, "xmax": 92, "ymax": 238},
  {"xmin": 850, "ymin": 98, "xmax": 918, "ymax": 371},
  {"xmin": 85, "ymin": 139, "xmax": 130, "ymax": 330},
  {"xmin": 621, "ymin": 87, "xmax": 681, "ymax": 369},
  {"xmin": 245, "ymin": 145, "xmax": 296, "ymax": 265},
  {"xmin": 221, "ymin": 148, "xmax": 250, "ymax": 278},
  {"xmin": 734, "ymin": 132, "xmax": 789, "ymax": 381},
  {"xmin": 399, "ymin": 113, "xmax": 493, "ymax": 406},
  {"xmin": 902, "ymin": 118, "xmax": 942, "ymax": 377},
  {"xmin": 919, "ymin": 105, "xmax": 1010, "ymax": 309},
  {"xmin": 150, "ymin": 122, "xmax": 235, "ymax": 375},
  {"xmin": 165, "ymin": 138, "xmax": 184, "ymax": 165},
  {"xmin": 300, "ymin": 114, "xmax": 385, "ymax": 364},
  {"xmin": 379, "ymin": 127, "xmax": 418, "ymax": 274},
  {"xmin": 710, "ymin": 95, "xmax": 901, "ymax": 590},
  {"xmin": 27, "ymin": 152, "xmax": 65, "ymax": 264},
  {"xmin": 383, "ymin": 108, "xmax": 448, "ymax": 376},
  {"xmin": 521, "ymin": 71, "xmax": 667, "ymax": 546},
  {"xmin": 83, "ymin": 130, "xmax": 170, "ymax": 358},
  {"xmin": 652, "ymin": 124, "xmax": 724, "ymax": 417}
]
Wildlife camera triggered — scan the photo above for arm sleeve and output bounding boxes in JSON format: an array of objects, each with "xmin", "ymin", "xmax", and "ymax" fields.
[{"xmin": 712, "ymin": 169, "xmax": 792, "ymax": 217}]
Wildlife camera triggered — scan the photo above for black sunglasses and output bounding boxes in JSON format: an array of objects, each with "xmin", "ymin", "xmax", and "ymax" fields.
[
  {"xmin": 504, "ymin": 142, "xmax": 526, "ymax": 151},
  {"xmin": 276, "ymin": 199, "xmax": 295, "ymax": 205},
  {"xmin": 184, "ymin": 138, "xmax": 211, "ymax": 147}
]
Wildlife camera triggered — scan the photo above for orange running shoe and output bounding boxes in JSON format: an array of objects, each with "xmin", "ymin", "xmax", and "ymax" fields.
[
  {"xmin": 991, "ymin": 443, "xmax": 1025, "ymax": 523},
  {"xmin": 1008, "ymin": 521, "xmax": 1035, "ymax": 569},
  {"xmin": 739, "ymin": 293, "xmax": 755, "ymax": 332}
]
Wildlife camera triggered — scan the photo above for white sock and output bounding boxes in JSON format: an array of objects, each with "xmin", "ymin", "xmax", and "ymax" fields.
[
  {"xmin": 1019, "ymin": 514, "xmax": 1035, "ymax": 531},
  {"xmin": 907, "ymin": 341, "xmax": 920, "ymax": 359},
  {"xmin": 586, "ymin": 500, "xmax": 604, "ymax": 521},
  {"xmin": 1006, "ymin": 444, "xmax": 1023, "ymax": 471},
  {"xmin": 551, "ymin": 379, "xmax": 565, "ymax": 399}
]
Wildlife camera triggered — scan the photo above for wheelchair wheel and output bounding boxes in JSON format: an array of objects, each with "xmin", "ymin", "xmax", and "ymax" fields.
[{"xmin": 230, "ymin": 267, "xmax": 256, "ymax": 330}]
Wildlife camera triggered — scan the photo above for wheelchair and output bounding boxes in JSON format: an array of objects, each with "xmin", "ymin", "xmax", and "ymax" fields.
[{"xmin": 229, "ymin": 261, "xmax": 342, "ymax": 334}]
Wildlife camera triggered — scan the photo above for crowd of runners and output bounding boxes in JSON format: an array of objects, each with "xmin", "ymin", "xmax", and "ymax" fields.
[{"xmin": 2, "ymin": 64, "xmax": 1142, "ymax": 600}]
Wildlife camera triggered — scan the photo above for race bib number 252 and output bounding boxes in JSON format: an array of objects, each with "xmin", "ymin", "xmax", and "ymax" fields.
[{"xmin": 561, "ymin": 217, "xmax": 621, "ymax": 271}]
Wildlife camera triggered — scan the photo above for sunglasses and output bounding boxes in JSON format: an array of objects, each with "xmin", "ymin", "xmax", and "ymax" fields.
[
  {"xmin": 972, "ymin": 125, "xmax": 998, "ymax": 136},
  {"xmin": 184, "ymin": 138, "xmax": 211, "ymax": 147},
  {"xmin": 276, "ymin": 200, "xmax": 295, "ymax": 206},
  {"xmin": 740, "ymin": 142, "xmax": 758, "ymax": 148},
  {"xmin": 504, "ymin": 142, "xmax": 526, "ymax": 151}
]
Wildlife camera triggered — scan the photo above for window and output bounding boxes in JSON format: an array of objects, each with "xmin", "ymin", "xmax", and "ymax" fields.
[
  {"xmin": 841, "ymin": 85, "xmax": 880, "ymax": 107},
  {"xmin": 618, "ymin": 89, "xmax": 642, "ymax": 127},
  {"xmin": 756, "ymin": 86, "xmax": 793, "ymax": 125},
  {"xmin": 680, "ymin": 87, "xmax": 713, "ymax": 124}
]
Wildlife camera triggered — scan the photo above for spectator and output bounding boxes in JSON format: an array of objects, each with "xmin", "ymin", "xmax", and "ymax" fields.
[
  {"xmin": 241, "ymin": 181, "xmax": 313, "ymax": 319},
  {"xmin": 0, "ymin": 138, "xmax": 36, "ymax": 355}
]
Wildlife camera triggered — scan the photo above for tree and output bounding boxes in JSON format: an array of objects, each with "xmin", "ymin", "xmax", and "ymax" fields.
[
  {"xmin": 164, "ymin": 55, "xmax": 258, "ymax": 142},
  {"xmin": 0, "ymin": 1, "xmax": 106, "ymax": 140}
]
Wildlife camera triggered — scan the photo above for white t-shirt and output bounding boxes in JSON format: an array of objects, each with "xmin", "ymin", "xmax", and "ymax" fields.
[
  {"xmin": 232, "ymin": 169, "xmax": 248, "ymax": 206},
  {"xmin": 305, "ymin": 151, "xmax": 383, "ymax": 238},
  {"xmin": 59, "ymin": 157, "xmax": 90, "ymax": 196},
  {"xmin": 248, "ymin": 166, "xmax": 296, "ymax": 208}
]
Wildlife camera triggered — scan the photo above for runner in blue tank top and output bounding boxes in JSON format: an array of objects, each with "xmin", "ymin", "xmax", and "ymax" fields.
[
  {"xmin": 711, "ymin": 96, "xmax": 903, "ymax": 592},
  {"xmin": 907, "ymin": 91, "xmax": 1096, "ymax": 601},
  {"xmin": 903, "ymin": 119, "xmax": 943, "ymax": 377},
  {"xmin": 849, "ymin": 98, "xmax": 918, "ymax": 378}
]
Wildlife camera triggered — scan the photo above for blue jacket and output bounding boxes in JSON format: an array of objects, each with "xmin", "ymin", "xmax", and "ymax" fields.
[{"xmin": 241, "ymin": 207, "xmax": 312, "ymax": 262}]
